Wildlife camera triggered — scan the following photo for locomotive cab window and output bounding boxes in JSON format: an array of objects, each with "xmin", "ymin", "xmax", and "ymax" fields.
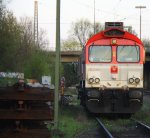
[
  {"xmin": 89, "ymin": 45, "xmax": 112, "ymax": 62},
  {"xmin": 117, "ymin": 46, "xmax": 140, "ymax": 62}
]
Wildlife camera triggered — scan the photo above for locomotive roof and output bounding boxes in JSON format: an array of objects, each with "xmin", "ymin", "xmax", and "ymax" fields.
[{"xmin": 86, "ymin": 28, "xmax": 144, "ymax": 46}]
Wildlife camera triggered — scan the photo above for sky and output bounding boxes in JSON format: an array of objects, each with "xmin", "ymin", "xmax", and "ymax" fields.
[{"xmin": 4, "ymin": 0, "xmax": 150, "ymax": 49}]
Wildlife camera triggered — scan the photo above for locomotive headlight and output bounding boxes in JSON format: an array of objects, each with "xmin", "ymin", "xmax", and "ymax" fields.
[
  {"xmin": 95, "ymin": 78, "xmax": 100, "ymax": 83},
  {"xmin": 135, "ymin": 78, "xmax": 140, "ymax": 84},
  {"xmin": 88, "ymin": 78, "xmax": 94, "ymax": 84},
  {"xmin": 129, "ymin": 78, "xmax": 134, "ymax": 84}
]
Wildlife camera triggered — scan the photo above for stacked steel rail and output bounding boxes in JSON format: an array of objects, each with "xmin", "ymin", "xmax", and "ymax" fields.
[{"xmin": 0, "ymin": 81, "xmax": 54, "ymax": 138}]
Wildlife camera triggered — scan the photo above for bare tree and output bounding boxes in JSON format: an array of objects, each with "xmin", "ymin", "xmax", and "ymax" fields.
[
  {"xmin": 71, "ymin": 19, "xmax": 92, "ymax": 47},
  {"xmin": 19, "ymin": 16, "xmax": 49, "ymax": 50},
  {"xmin": 70, "ymin": 18, "xmax": 104, "ymax": 47},
  {"xmin": 143, "ymin": 38, "xmax": 150, "ymax": 52},
  {"xmin": 61, "ymin": 38, "xmax": 81, "ymax": 51},
  {"xmin": 38, "ymin": 28, "xmax": 49, "ymax": 50}
]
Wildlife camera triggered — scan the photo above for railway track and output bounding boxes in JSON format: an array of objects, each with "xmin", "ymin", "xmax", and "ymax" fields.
[
  {"xmin": 96, "ymin": 117, "xmax": 114, "ymax": 138},
  {"xmin": 131, "ymin": 118, "xmax": 150, "ymax": 135},
  {"xmin": 0, "ymin": 81, "xmax": 54, "ymax": 138},
  {"xmin": 96, "ymin": 117, "xmax": 150, "ymax": 138},
  {"xmin": 142, "ymin": 89, "xmax": 150, "ymax": 96}
]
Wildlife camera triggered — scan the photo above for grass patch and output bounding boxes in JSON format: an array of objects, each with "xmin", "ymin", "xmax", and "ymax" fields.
[
  {"xmin": 59, "ymin": 113, "xmax": 84, "ymax": 138},
  {"xmin": 64, "ymin": 87, "xmax": 78, "ymax": 95},
  {"xmin": 0, "ymin": 78, "xmax": 18, "ymax": 86},
  {"xmin": 101, "ymin": 118, "xmax": 133, "ymax": 133},
  {"xmin": 48, "ymin": 86, "xmax": 96, "ymax": 138},
  {"xmin": 52, "ymin": 105, "xmax": 96, "ymax": 138},
  {"xmin": 103, "ymin": 96, "xmax": 150, "ymax": 133},
  {"xmin": 132, "ymin": 96, "xmax": 150, "ymax": 124},
  {"xmin": 48, "ymin": 88, "xmax": 150, "ymax": 137}
]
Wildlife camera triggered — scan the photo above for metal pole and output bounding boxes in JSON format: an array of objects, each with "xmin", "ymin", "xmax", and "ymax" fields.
[
  {"xmin": 54, "ymin": 0, "xmax": 60, "ymax": 129},
  {"xmin": 140, "ymin": 8, "xmax": 141, "ymax": 39},
  {"xmin": 0, "ymin": 0, "xmax": 2, "ymax": 13},
  {"xmin": 34, "ymin": 0, "xmax": 39, "ymax": 46},
  {"xmin": 135, "ymin": 6, "xmax": 146, "ymax": 40},
  {"xmin": 0, "ymin": 0, "xmax": 2, "ymax": 6},
  {"xmin": 0, "ymin": 0, "xmax": 2, "ymax": 27},
  {"xmin": 94, "ymin": 0, "xmax": 95, "ymax": 34}
]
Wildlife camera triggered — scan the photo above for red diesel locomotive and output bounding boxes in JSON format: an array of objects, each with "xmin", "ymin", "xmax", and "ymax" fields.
[{"xmin": 78, "ymin": 22, "xmax": 145, "ymax": 114}]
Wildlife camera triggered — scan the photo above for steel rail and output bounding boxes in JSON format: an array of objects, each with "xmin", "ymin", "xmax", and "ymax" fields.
[
  {"xmin": 131, "ymin": 118, "xmax": 150, "ymax": 132},
  {"xmin": 96, "ymin": 117, "xmax": 114, "ymax": 138},
  {"xmin": 143, "ymin": 90, "xmax": 150, "ymax": 96}
]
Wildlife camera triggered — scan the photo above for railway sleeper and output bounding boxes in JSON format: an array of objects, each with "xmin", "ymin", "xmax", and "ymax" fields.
[
  {"xmin": 0, "ymin": 119, "xmax": 52, "ymax": 137},
  {"xmin": 0, "ymin": 83, "xmax": 54, "ymax": 138},
  {"xmin": 0, "ymin": 87, "xmax": 54, "ymax": 101},
  {"xmin": 0, "ymin": 109, "xmax": 53, "ymax": 120},
  {"xmin": 0, "ymin": 128, "xmax": 51, "ymax": 138}
]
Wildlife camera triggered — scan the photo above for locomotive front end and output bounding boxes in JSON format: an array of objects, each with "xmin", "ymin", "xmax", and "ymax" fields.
[
  {"xmin": 78, "ymin": 22, "xmax": 145, "ymax": 114},
  {"xmin": 86, "ymin": 42, "xmax": 144, "ymax": 90}
]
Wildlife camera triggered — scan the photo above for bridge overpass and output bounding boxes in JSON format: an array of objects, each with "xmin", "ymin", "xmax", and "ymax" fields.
[
  {"xmin": 60, "ymin": 51, "xmax": 81, "ymax": 63},
  {"xmin": 59, "ymin": 50, "xmax": 150, "ymax": 89},
  {"xmin": 58, "ymin": 50, "xmax": 150, "ymax": 63}
]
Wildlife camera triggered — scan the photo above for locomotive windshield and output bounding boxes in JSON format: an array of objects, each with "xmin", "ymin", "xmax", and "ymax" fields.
[
  {"xmin": 117, "ymin": 46, "xmax": 140, "ymax": 62},
  {"xmin": 89, "ymin": 46, "xmax": 111, "ymax": 62}
]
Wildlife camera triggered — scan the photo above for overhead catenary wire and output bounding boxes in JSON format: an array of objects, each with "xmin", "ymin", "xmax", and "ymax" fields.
[
  {"xmin": 36, "ymin": 0, "xmax": 150, "ymax": 25},
  {"xmin": 69, "ymin": 0, "xmax": 150, "ymax": 23}
]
